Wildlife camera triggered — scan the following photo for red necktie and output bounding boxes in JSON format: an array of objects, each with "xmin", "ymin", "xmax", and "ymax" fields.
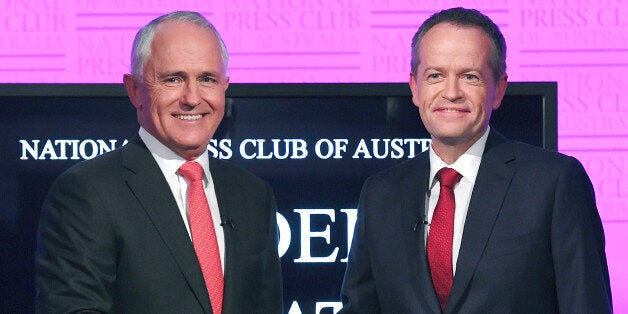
[
  {"xmin": 427, "ymin": 167, "xmax": 462, "ymax": 312},
  {"xmin": 179, "ymin": 161, "xmax": 223, "ymax": 314}
]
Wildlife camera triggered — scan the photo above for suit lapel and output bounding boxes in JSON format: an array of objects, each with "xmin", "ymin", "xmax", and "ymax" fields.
[
  {"xmin": 447, "ymin": 130, "xmax": 516, "ymax": 312},
  {"xmin": 400, "ymin": 154, "xmax": 442, "ymax": 313},
  {"xmin": 121, "ymin": 137, "xmax": 212, "ymax": 313},
  {"xmin": 207, "ymin": 158, "xmax": 241, "ymax": 313}
]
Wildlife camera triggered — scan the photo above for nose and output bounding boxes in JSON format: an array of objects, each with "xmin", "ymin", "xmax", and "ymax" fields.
[
  {"xmin": 182, "ymin": 82, "xmax": 202, "ymax": 107},
  {"xmin": 441, "ymin": 77, "xmax": 463, "ymax": 102}
]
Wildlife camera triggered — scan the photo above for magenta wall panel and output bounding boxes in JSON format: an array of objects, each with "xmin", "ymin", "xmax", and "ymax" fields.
[{"xmin": 1, "ymin": 1, "xmax": 626, "ymax": 312}]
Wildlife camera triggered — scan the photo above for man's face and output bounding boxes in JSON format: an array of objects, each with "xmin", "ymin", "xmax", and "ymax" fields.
[
  {"xmin": 124, "ymin": 21, "xmax": 229, "ymax": 160},
  {"xmin": 409, "ymin": 23, "xmax": 507, "ymax": 152}
]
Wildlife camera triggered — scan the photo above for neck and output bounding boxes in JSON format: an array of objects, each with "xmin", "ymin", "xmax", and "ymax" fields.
[
  {"xmin": 430, "ymin": 128, "xmax": 489, "ymax": 164},
  {"xmin": 430, "ymin": 142, "xmax": 469, "ymax": 165}
]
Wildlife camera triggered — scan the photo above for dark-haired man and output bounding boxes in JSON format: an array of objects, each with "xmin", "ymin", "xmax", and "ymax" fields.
[{"xmin": 340, "ymin": 7, "xmax": 612, "ymax": 313}]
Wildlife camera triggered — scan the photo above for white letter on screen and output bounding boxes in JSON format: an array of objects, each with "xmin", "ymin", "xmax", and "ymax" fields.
[{"xmin": 294, "ymin": 208, "xmax": 339, "ymax": 263}]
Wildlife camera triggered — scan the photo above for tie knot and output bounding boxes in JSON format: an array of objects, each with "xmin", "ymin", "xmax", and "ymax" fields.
[
  {"xmin": 437, "ymin": 168, "xmax": 462, "ymax": 189},
  {"xmin": 178, "ymin": 161, "xmax": 204, "ymax": 182}
]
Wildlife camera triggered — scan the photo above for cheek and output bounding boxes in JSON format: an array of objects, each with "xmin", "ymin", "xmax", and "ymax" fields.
[
  {"xmin": 415, "ymin": 88, "xmax": 438, "ymax": 112},
  {"xmin": 151, "ymin": 84, "xmax": 182, "ymax": 101},
  {"xmin": 147, "ymin": 101, "xmax": 164, "ymax": 121},
  {"xmin": 206, "ymin": 93, "xmax": 226, "ymax": 111}
]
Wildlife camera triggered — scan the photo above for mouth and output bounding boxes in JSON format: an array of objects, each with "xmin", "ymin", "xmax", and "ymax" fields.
[
  {"xmin": 436, "ymin": 107, "xmax": 468, "ymax": 113},
  {"xmin": 174, "ymin": 114, "xmax": 203, "ymax": 121},
  {"xmin": 438, "ymin": 108, "xmax": 464, "ymax": 113}
]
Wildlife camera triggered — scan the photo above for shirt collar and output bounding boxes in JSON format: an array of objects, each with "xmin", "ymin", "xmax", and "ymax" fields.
[
  {"xmin": 428, "ymin": 127, "xmax": 490, "ymax": 188},
  {"xmin": 138, "ymin": 127, "xmax": 210, "ymax": 181}
]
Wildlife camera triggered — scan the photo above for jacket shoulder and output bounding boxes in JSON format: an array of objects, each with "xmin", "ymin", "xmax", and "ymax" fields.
[{"xmin": 209, "ymin": 158, "xmax": 269, "ymax": 190}]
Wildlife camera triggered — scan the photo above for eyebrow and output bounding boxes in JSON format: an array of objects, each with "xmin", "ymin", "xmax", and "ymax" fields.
[
  {"xmin": 198, "ymin": 71, "xmax": 221, "ymax": 79},
  {"xmin": 421, "ymin": 67, "xmax": 443, "ymax": 76},
  {"xmin": 158, "ymin": 71, "xmax": 188, "ymax": 80},
  {"xmin": 158, "ymin": 71, "xmax": 222, "ymax": 80},
  {"xmin": 422, "ymin": 66, "xmax": 483, "ymax": 75}
]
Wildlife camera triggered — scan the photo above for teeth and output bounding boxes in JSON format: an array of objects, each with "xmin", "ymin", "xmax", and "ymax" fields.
[
  {"xmin": 175, "ymin": 114, "xmax": 202, "ymax": 121},
  {"xmin": 442, "ymin": 109, "xmax": 460, "ymax": 112}
]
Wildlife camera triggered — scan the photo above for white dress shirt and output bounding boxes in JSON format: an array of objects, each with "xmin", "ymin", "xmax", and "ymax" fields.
[
  {"xmin": 425, "ymin": 127, "xmax": 490, "ymax": 275},
  {"xmin": 139, "ymin": 127, "xmax": 225, "ymax": 271}
]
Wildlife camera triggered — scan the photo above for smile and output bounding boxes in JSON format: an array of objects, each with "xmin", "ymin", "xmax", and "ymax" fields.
[
  {"xmin": 438, "ymin": 108, "xmax": 465, "ymax": 113},
  {"xmin": 174, "ymin": 114, "xmax": 203, "ymax": 121}
]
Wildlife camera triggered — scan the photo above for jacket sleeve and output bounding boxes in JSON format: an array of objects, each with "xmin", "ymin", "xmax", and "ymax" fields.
[
  {"xmin": 258, "ymin": 182, "xmax": 284, "ymax": 313},
  {"xmin": 35, "ymin": 170, "xmax": 115, "ymax": 313},
  {"xmin": 339, "ymin": 177, "xmax": 381, "ymax": 314},
  {"xmin": 551, "ymin": 156, "xmax": 612, "ymax": 312}
]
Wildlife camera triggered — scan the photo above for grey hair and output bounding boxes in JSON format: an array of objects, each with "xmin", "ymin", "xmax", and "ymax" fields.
[
  {"xmin": 410, "ymin": 7, "xmax": 506, "ymax": 81},
  {"xmin": 130, "ymin": 11, "xmax": 228, "ymax": 78}
]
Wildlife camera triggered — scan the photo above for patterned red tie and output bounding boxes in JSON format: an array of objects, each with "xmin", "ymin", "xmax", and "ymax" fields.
[
  {"xmin": 178, "ymin": 161, "xmax": 223, "ymax": 314},
  {"xmin": 427, "ymin": 167, "xmax": 462, "ymax": 312}
]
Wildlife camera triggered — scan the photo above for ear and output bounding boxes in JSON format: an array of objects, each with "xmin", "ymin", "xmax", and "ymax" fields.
[
  {"xmin": 223, "ymin": 76, "xmax": 230, "ymax": 92},
  {"xmin": 409, "ymin": 73, "xmax": 420, "ymax": 108},
  {"xmin": 492, "ymin": 73, "xmax": 508, "ymax": 110},
  {"xmin": 123, "ymin": 74, "xmax": 142, "ymax": 110}
]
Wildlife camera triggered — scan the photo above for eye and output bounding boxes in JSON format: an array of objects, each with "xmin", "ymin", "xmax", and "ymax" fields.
[
  {"xmin": 426, "ymin": 72, "xmax": 443, "ymax": 82},
  {"xmin": 200, "ymin": 75, "xmax": 218, "ymax": 83},
  {"xmin": 463, "ymin": 73, "xmax": 479, "ymax": 81},
  {"xmin": 163, "ymin": 77, "xmax": 182, "ymax": 86}
]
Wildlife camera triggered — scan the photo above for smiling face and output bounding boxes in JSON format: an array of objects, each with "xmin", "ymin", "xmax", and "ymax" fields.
[
  {"xmin": 410, "ymin": 22, "xmax": 507, "ymax": 160},
  {"xmin": 124, "ymin": 20, "xmax": 229, "ymax": 160}
]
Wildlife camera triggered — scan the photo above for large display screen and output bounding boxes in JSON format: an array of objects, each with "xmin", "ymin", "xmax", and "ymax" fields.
[{"xmin": 0, "ymin": 82, "xmax": 556, "ymax": 313}]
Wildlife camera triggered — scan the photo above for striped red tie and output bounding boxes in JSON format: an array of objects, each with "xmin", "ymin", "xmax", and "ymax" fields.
[
  {"xmin": 179, "ymin": 161, "xmax": 223, "ymax": 313},
  {"xmin": 427, "ymin": 167, "xmax": 462, "ymax": 312}
]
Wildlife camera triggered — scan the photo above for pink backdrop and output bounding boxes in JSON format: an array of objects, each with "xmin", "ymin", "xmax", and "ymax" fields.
[{"xmin": 1, "ymin": 1, "xmax": 626, "ymax": 311}]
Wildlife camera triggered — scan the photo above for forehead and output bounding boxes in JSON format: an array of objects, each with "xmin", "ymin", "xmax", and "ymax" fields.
[
  {"xmin": 154, "ymin": 20, "xmax": 212, "ymax": 39},
  {"xmin": 418, "ymin": 23, "xmax": 493, "ymax": 64},
  {"xmin": 147, "ymin": 21, "xmax": 224, "ymax": 70}
]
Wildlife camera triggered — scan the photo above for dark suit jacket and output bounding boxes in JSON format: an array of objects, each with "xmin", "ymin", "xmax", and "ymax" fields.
[
  {"xmin": 36, "ymin": 137, "xmax": 283, "ymax": 313},
  {"xmin": 340, "ymin": 130, "xmax": 612, "ymax": 313}
]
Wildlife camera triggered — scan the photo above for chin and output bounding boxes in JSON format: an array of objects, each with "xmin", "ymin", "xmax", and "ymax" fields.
[
  {"xmin": 176, "ymin": 146, "xmax": 208, "ymax": 160},
  {"xmin": 435, "ymin": 133, "xmax": 471, "ymax": 145}
]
